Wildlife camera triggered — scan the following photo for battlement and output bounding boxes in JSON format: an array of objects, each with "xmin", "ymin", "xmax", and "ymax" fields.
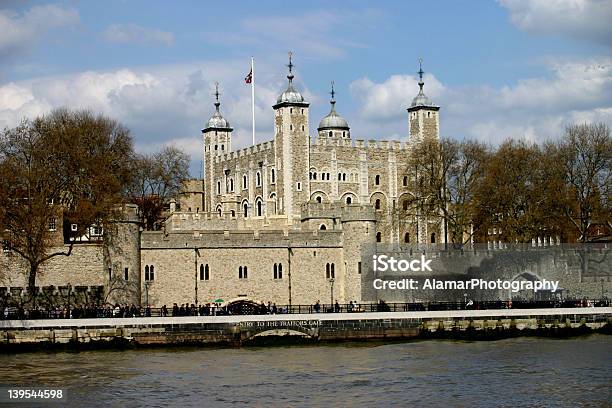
[
  {"xmin": 142, "ymin": 228, "xmax": 344, "ymax": 249},
  {"xmin": 313, "ymin": 137, "xmax": 408, "ymax": 150},
  {"xmin": 214, "ymin": 140, "xmax": 275, "ymax": 164}
]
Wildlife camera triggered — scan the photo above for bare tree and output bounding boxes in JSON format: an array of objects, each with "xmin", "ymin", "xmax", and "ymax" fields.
[
  {"xmin": 128, "ymin": 146, "xmax": 190, "ymax": 230},
  {"xmin": 0, "ymin": 109, "xmax": 134, "ymax": 292},
  {"xmin": 556, "ymin": 123, "xmax": 611, "ymax": 242}
]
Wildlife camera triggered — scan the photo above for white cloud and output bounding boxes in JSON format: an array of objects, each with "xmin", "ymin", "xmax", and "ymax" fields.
[
  {"xmin": 0, "ymin": 4, "xmax": 79, "ymax": 57},
  {"xmin": 203, "ymin": 9, "xmax": 378, "ymax": 59},
  {"xmin": 499, "ymin": 0, "xmax": 612, "ymax": 46},
  {"xmin": 349, "ymin": 57, "xmax": 612, "ymax": 144},
  {"xmin": 0, "ymin": 60, "xmax": 296, "ymax": 174},
  {"xmin": 101, "ymin": 23, "xmax": 175, "ymax": 46}
]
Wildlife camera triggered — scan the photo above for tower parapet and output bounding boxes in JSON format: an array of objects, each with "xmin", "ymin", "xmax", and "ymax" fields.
[{"xmin": 407, "ymin": 59, "xmax": 440, "ymax": 141}]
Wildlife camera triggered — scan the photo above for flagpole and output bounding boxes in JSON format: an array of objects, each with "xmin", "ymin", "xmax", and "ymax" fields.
[{"xmin": 251, "ymin": 56, "xmax": 255, "ymax": 146}]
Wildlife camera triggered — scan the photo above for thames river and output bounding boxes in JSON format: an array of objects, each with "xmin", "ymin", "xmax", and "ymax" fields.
[{"xmin": 0, "ymin": 335, "xmax": 610, "ymax": 407}]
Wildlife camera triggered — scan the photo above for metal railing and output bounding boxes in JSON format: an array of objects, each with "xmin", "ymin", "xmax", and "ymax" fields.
[{"xmin": 1, "ymin": 299, "xmax": 609, "ymax": 320}]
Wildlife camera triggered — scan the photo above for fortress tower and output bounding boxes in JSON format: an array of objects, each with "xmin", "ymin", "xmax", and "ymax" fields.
[
  {"xmin": 273, "ymin": 53, "xmax": 311, "ymax": 221},
  {"xmin": 317, "ymin": 81, "xmax": 350, "ymax": 140},
  {"xmin": 202, "ymin": 83, "xmax": 233, "ymax": 212},
  {"xmin": 407, "ymin": 59, "xmax": 440, "ymax": 141}
]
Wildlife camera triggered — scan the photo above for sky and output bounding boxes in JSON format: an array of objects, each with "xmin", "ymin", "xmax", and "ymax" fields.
[{"xmin": 1, "ymin": 0, "xmax": 611, "ymax": 175}]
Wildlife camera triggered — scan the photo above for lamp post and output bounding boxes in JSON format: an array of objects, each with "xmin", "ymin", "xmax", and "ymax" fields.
[{"xmin": 329, "ymin": 278, "xmax": 335, "ymax": 309}]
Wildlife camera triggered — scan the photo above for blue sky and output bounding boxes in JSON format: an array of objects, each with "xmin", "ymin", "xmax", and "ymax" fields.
[{"xmin": 1, "ymin": 0, "xmax": 611, "ymax": 175}]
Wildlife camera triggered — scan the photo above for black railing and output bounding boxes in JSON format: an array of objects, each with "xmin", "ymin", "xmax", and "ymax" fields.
[{"xmin": 1, "ymin": 299, "xmax": 609, "ymax": 320}]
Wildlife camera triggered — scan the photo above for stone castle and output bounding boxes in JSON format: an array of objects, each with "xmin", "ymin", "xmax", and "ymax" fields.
[{"xmin": 1, "ymin": 57, "xmax": 608, "ymax": 308}]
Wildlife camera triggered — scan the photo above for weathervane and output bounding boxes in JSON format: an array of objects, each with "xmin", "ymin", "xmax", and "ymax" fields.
[
  {"xmin": 330, "ymin": 80, "xmax": 335, "ymax": 101},
  {"xmin": 213, "ymin": 82, "xmax": 220, "ymax": 111},
  {"xmin": 287, "ymin": 51, "xmax": 294, "ymax": 74}
]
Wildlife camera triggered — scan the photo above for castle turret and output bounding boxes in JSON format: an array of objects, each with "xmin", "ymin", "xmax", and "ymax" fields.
[
  {"xmin": 202, "ymin": 83, "xmax": 233, "ymax": 212},
  {"xmin": 317, "ymin": 81, "xmax": 350, "ymax": 140},
  {"xmin": 407, "ymin": 59, "xmax": 439, "ymax": 141},
  {"xmin": 273, "ymin": 52, "xmax": 310, "ymax": 221}
]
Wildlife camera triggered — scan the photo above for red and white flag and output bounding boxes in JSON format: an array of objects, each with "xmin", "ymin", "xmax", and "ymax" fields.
[{"xmin": 244, "ymin": 69, "xmax": 252, "ymax": 84}]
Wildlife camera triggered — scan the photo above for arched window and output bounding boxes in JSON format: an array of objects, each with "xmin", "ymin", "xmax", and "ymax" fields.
[
  {"xmin": 243, "ymin": 175, "xmax": 247, "ymax": 189},
  {"xmin": 229, "ymin": 178, "xmax": 234, "ymax": 192},
  {"xmin": 218, "ymin": 208, "xmax": 222, "ymax": 217},
  {"xmin": 376, "ymin": 232, "xmax": 382, "ymax": 242},
  {"xmin": 199, "ymin": 264, "xmax": 204, "ymax": 280},
  {"xmin": 402, "ymin": 201, "xmax": 409, "ymax": 211},
  {"xmin": 205, "ymin": 264, "xmax": 209, "ymax": 280},
  {"xmin": 338, "ymin": 173, "xmax": 342, "ymax": 181},
  {"xmin": 256, "ymin": 200, "xmax": 262, "ymax": 216},
  {"xmin": 431, "ymin": 233, "xmax": 436, "ymax": 243},
  {"xmin": 313, "ymin": 172, "xmax": 317, "ymax": 180},
  {"xmin": 256, "ymin": 171, "xmax": 261, "ymax": 187},
  {"xmin": 328, "ymin": 131, "xmax": 332, "ymax": 137},
  {"xmin": 273, "ymin": 263, "xmax": 278, "ymax": 279},
  {"xmin": 375, "ymin": 199, "xmax": 381, "ymax": 210},
  {"xmin": 342, "ymin": 173, "xmax": 346, "ymax": 181},
  {"xmin": 404, "ymin": 232, "xmax": 410, "ymax": 243},
  {"xmin": 331, "ymin": 263, "xmax": 335, "ymax": 279},
  {"xmin": 144, "ymin": 265, "xmax": 149, "ymax": 281},
  {"xmin": 150, "ymin": 266, "xmax": 154, "ymax": 281},
  {"xmin": 278, "ymin": 263, "xmax": 282, "ymax": 279},
  {"xmin": 231, "ymin": 210, "xmax": 235, "ymax": 217},
  {"xmin": 238, "ymin": 266, "xmax": 242, "ymax": 279},
  {"xmin": 346, "ymin": 196, "xmax": 352, "ymax": 204},
  {"xmin": 320, "ymin": 224, "xmax": 327, "ymax": 230},
  {"xmin": 271, "ymin": 168, "xmax": 275, "ymax": 183},
  {"xmin": 326, "ymin": 263, "xmax": 330, "ymax": 279},
  {"xmin": 403, "ymin": 176, "xmax": 408, "ymax": 186},
  {"xmin": 375, "ymin": 175, "xmax": 380, "ymax": 185},
  {"xmin": 316, "ymin": 196, "xmax": 322, "ymax": 203},
  {"xmin": 244, "ymin": 266, "xmax": 248, "ymax": 279},
  {"xmin": 217, "ymin": 181, "xmax": 221, "ymax": 194},
  {"xmin": 243, "ymin": 203, "xmax": 248, "ymax": 217}
]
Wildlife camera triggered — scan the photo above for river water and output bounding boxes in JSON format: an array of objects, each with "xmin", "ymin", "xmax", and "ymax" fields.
[{"xmin": 0, "ymin": 335, "xmax": 610, "ymax": 407}]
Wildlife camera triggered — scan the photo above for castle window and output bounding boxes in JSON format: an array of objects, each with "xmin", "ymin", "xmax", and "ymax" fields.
[
  {"xmin": 296, "ymin": 182, "xmax": 302, "ymax": 191},
  {"xmin": 71, "ymin": 223, "xmax": 78, "ymax": 232},
  {"xmin": 313, "ymin": 172, "xmax": 317, "ymax": 180},
  {"xmin": 231, "ymin": 210, "xmax": 235, "ymax": 217},
  {"xmin": 427, "ymin": 112, "xmax": 431, "ymax": 118},
  {"xmin": 145, "ymin": 265, "xmax": 149, "ymax": 281},
  {"xmin": 375, "ymin": 199, "xmax": 381, "ymax": 210},
  {"xmin": 217, "ymin": 181, "xmax": 221, "ymax": 194},
  {"xmin": 338, "ymin": 173, "xmax": 342, "ymax": 181},
  {"xmin": 376, "ymin": 232, "xmax": 382, "ymax": 242},
  {"xmin": 358, "ymin": 262, "xmax": 362, "ymax": 274},
  {"xmin": 124, "ymin": 267, "xmax": 129, "ymax": 281},
  {"xmin": 301, "ymin": 109, "xmax": 304, "ymax": 114},
  {"xmin": 327, "ymin": 173, "xmax": 331, "ymax": 180},
  {"xmin": 200, "ymin": 264, "xmax": 209, "ymax": 281},
  {"xmin": 343, "ymin": 173, "xmax": 346, "ymax": 181},
  {"xmin": 343, "ymin": 131, "xmax": 346, "ymax": 138},
  {"xmin": 326, "ymin": 263, "xmax": 334, "ymax": 279},
  {"xmin": 346, "ymin": 196, "xmax": 352, "ymax": 204},
  {"xmin": 149, "ymin": 266, "xmax": 155, "ymax": 281},
  {"xmin": 375, "ymin": 175, "xmax": 380, "ymax": 185},
  {"xmin": 273, "ymin": 263, "xmax": 283, "ymax": 279},
  {"xmin": 290, "ymin": 108, "xmax": 293, "ymax": 114},
  {"xmin": 290, "ymin": 125, "xmax": 293, "ymax": 131},
  {"xmin": 238, "ymin": 266, "xmax": 248, "ymax": 279},
  {"xmin": 48, "ymin": 217, "xmax": 56, "ymax": 231},
  {"xmin": 329, "ymin": 131, "xmax": 332, "ymax": 137},
  {"xmin": 316, "ymin": 196, "xmax": 322, "ymax": 203},
  {"xmin": 221, "ymin": 145, "xmax": 224, "ymax": 150},
  {"xmin": 302, "ymin": 125, "xmax": 304, "ymax": 131},
  {"xmin": 256, "ymin": 172, "xmax": 261, "ymax": 187},
  {"xmin": 271, "ymin": 168, "xmax": 276, "ymax": 183},
  {"xmin": 320, "ymin": 224, "xmax": 326, "ymax": 230},
  {"xmin": 218, "ymin": 208, "xmax": 222, "ymax": 217},
  {"xmin": 91, "ymin": 226, "xmax": 102, "ymax": 236},
  {"xmin": 431, "ymin": 233, "xmax": 436, "ymax": 243},
  {"xmin": 215, "ymin": 145, "xmax": 218, "ymax": 150},
  {"xmin": 256, "ymin": 200, "xmax": 262, "ymax": 216},
  {"xmin": 243, "ymin": 203, "xmax": 248, "ymax": 217},
  {"xmin": 243, "ymin": 175, "xmax": 247, "ymax": 189},
  {"xmin": 404, "ymin": 232, "xmax": 410, "ymax": 243},
  {"xmin": 229, "ymin": 178, "xmax": 234, "ymax": 192},
  {"xmin": 402, "ymin": 201, "xmax": 409, "ymax": 211},
  {"xmin": 403, "ymin": 176, "xmax": 408, "ymax": 186}
]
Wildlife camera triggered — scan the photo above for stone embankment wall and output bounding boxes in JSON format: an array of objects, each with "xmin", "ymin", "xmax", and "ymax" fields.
[{"xmin": 1, "ymin": 308, "xmax": 609, "ymax": 351}]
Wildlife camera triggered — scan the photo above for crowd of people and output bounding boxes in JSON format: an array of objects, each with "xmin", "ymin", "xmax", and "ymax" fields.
[{"xmin": 1, "ymin": 298, "xmax": 608, "ymax": 320}]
